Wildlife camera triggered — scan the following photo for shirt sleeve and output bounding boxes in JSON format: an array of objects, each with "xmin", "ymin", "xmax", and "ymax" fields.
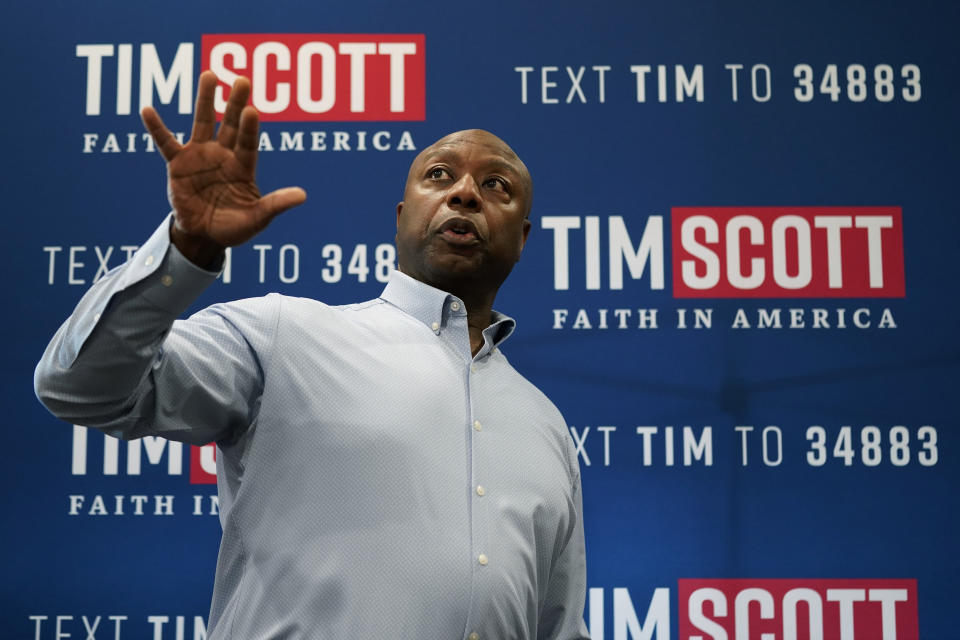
[
  {"xmin": 34, "ymin": 214, "xmax": 277, "ymax": 446},
  {"xmin": 537, "ymin": 470, "xmax": 590, "ymax": 640}
]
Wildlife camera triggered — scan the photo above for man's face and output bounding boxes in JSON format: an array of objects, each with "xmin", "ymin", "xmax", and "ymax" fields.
[{"xmin": 396, "ymin": 130, "xmax": 532, "ymax": 295}]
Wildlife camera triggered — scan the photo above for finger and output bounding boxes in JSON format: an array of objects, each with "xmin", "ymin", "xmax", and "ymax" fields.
[
  {"xmin": 217, "ymin": 76, "xmax": 251, "ymax": 149},
  {"xmin": 254, "ymin": 187, "xmax": 308, "ymax": 230},
  {"xmin": 235, "ymin": 105, "xmax": 261, "ymax": 172},
  {"xmin": 191, "ymin": 70, "xmax": 219, "ymax": 142},
  {"xmin": 140, "ymin": 106, "xmax": 182, "ymax": 162}
]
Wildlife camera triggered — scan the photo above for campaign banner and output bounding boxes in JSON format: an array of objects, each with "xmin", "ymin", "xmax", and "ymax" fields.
[{"xmin": 3, "ymin": 1, "xmax": 957, "ymax": 639}]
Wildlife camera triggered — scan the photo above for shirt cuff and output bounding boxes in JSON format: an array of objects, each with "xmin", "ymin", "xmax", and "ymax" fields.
[{"xmin": 128, "ymin": 213, "xmax": 221, "ymax": 315}]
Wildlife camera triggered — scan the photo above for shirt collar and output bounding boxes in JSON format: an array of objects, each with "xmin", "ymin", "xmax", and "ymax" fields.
[{"xmin": 380, "ymin": 270, "xmax": 516, "ymax": 349}]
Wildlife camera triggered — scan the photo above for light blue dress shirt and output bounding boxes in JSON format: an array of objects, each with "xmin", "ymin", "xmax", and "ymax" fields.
[{"xmin": 35, "ymin": 215, "xmax": 589, "ymax": 640}]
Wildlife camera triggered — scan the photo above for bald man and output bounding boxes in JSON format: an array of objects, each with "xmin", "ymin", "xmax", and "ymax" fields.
[{"xmin": 36, "ymin": 72, "xmax": 589, "ymax": 639}]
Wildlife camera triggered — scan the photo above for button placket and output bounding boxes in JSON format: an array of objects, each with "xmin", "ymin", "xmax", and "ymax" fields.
[
  {"xmin": 471, "ymin": 368, "xmax": 487, "ymax": 497},
  {"xmin": 469, "ymin": 375, "xmax": 491, "ymax": 590}
]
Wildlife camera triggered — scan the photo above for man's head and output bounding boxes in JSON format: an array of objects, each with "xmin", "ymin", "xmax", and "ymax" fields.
[{"xmin": 396, "ymin": 129, "xmax": 533, "ymax": 301}]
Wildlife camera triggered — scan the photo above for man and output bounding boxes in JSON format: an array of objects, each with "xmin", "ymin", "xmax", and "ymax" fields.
[{"xmin": 35, "ymin": 71, "xmax": 588, "ymax": 639}]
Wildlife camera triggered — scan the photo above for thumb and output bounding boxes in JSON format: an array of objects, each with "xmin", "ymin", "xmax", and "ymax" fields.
[{"xmin": 255, "ymin": 187, "xmax": 308, "ymax": 229}]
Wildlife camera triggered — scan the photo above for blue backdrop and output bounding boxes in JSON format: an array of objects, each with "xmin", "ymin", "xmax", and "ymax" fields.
[{"xmin": 3, "ymin": 1, "xmax": 957, "ymax": 638}]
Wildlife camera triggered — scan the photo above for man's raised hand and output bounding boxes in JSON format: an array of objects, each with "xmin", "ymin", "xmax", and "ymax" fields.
[{"xmin": 141, "ymin": 71, "xmax": 307, "ymax": 268}]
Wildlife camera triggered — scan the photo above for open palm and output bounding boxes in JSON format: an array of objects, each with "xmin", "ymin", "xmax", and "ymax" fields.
[{"xmin": 141, "ymin": 71, "xmax": 306, "ymax": 261}]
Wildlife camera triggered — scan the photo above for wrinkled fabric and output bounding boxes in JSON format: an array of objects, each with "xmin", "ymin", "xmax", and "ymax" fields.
[{"xmin": 36, "ymin": 214, "xmax": 589, "ymax": 640}]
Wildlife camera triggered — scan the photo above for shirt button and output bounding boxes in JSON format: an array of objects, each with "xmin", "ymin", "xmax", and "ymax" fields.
[
  {"xmin": 470, "ymin": 364, "xmax": 477, "ymax": 373},
  {"xmin": 476, "ymin": 485, "xmax": 485, "ymax": 497},
  {"xmin": 93, "ymin": 313, "xmax": 101, "ymax": 322},
  {"xmin": 144, "ymin": 255, "xmax": 155, "ymax": 266},
  {"xmin": 469, "ymin": 633, "xmax": 479, "ymax": 640},
  {"xmin": 478, "ymin": 554, "xmax": 488, "ymax": 566},
  {"xmin": 430, "ymin": 321, "xmax": 439, "ymax": 332},
  {"xmin": 473, "ymin": 420, "xmax": 482, "ymax": 431},
  {"xmin": 161, "ymin": 274, "xmax": 174, "ymax": 286},
  {"xmin": 451, "ymin": 301, "xmax": 461, "ymax": 311}
]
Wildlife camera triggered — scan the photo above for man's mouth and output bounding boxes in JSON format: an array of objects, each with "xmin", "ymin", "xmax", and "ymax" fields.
[{"xmin": 437, "ymin": 217, "xmax": 481, "ymax": 245}]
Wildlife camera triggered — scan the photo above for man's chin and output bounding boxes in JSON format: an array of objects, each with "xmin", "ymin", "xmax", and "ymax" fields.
[
  {"xmin": 407, "ymin": 252, "xmax": 485, "ymax": 288},
  {"xmin": 399, "ymin": 243, "xmax": 514, "ymax": 295},
  {"xmin": 428, "ymin": 256, "xmax": 485, "ymax": 281}
]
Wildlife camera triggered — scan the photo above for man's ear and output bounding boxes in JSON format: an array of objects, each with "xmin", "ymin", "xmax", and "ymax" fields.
[
  {"xmin": 396, "ymin": 202, "xmax": 403, "ymax": 228},
  {"xmin": 514, "ymin": 219, "xmax": 532, "ymax": 262}
]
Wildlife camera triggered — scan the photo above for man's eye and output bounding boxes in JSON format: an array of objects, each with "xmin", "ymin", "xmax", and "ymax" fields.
[
  {"xmin": 483, "ymin": 177, "xmax": 508, "ymax": 192},
  {"xmin": 428, "ymin": 167, "xmax": 449, "ymax": 180}
]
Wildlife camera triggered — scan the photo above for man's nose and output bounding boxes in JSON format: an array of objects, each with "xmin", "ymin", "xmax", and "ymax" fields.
[{"xmin": 447, "ymin": 174, "xmax": 481, "ymax": 212}]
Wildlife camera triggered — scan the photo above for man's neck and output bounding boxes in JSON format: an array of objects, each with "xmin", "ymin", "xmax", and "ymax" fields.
[
  {"xmin": 464, "ymin": 309, "xmax": 492, "ymax": 357},
  {"xmin": 453, "ymin": 289, "xmax": 496, "ymax": 357},
  {"xmin": 435, "ymin": 281, "xmax": 499, "ymax": 357},
  {"xmin": 399, "ymin": 268, "xmax": 502, "ymax": 357}
]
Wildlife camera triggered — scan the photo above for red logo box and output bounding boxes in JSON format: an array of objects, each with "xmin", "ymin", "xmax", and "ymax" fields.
[
  {"xmin": 190, "ymin": 444, "xmax": 217, "ymax": 484},
  {"xmin": 678, "ymin": 578, "xmax": 919, "ymax": 640},
  {"xmin": 201, "ymin": 33, "xmax": 426, "ymax": 121},
  {"xmin": 671, "ymin": 207, "xmax": 905, "ymax": 298}
]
